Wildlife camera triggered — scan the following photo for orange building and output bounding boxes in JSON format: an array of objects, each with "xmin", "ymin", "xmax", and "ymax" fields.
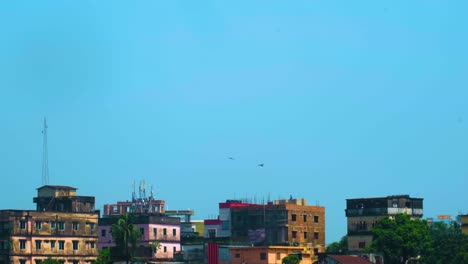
[
  {"xmin": 224, "ymin": 246, "xmax": 313, "ymax": 264},
  {"xmin": 230, "ymin": 198, "xmax": 325, "ymax": 255}
]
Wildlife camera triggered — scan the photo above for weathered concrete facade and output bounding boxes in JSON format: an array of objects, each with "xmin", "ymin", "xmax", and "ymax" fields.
[
  {"xmin": 0, "ymin": 185, "xmax": 99, "ymax": 264},
  {"xmin": 0, "ymin": 210, "xmax": 99, "ymax": 264},
  {"xmin": 345, "ymin": 195, "xmax": 423, "ymax": 252}
]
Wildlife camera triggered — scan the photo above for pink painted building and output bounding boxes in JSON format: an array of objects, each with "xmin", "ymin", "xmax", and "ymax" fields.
[{"xmin": 98, "ymin": 214, "xmax": 181, "ymax": 261}]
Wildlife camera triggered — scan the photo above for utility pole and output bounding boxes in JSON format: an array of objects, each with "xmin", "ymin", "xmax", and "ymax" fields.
[{"xmin": 41, "ymin": 118, "xmax": 49, "ymax": 186}]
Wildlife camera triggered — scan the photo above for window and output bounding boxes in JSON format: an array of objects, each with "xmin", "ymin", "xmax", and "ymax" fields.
[
  {"xmin": 20, "ymin": 260, "xmax": 26, "ymax": 264},
  {"xmin": 20, "ymin": 240, "xmax": 26, "ymax": 250},
  {"xmin": 314, "ymin": 215, "xmax": 319, "ymax": 223},
  {"xmin": 51, "ymin": 241, "xmax": 56, "ymax": 249},
  {"xmin": 163, "ymin": 228, "xmax": 167, "ymax": 236},
  {"xmin": 276, "ymin": 253, "xmax": 281, "ymax": 260},
  {"xmin": 90, "ymin": 242, "xmax": 95, "ymax": 249},
  {"xmin": 303, "ymin": 215, "xmax": 307, "ymax": 222},
  {"xmin": 153, "ymin": 228, "xmax": 157, "ymax": 236},
  {"xmin": 59, "ymin": 241, "xmax": 65, "ymax": 250},
  {"xmin": 208, "ymin": 229, "xmax": 216, "ymax": 238},
  {"xmin": 314, "ymin": 232, "xmax": 319, "ymax": 240},
  {"xmin": 73, "ymin": 261, "xmax": 79, "ymax": 264},
  {"xmin": 140, "ymin": 228, "xmax": 144, "ymax": 236},
  {"xmin": 51, "ymin": 222, "xmax": 56, "ymax": 229},
  {"xmin": 358, "ymin": 241, "xmax": 366, "ymax": 249},
  {"xmin": 36, "ymin": 221, "xmax": 42, "ymax": 230},
  {"xmin": 172, "ymin": 229, "xmax": 176, "ymax": 236},
  {"xmin": 235, "ymin": 253, "xmax": 240, "ymax": 258},
  {"xmin": 58, "ymin": 221, "xmax": 65, "ymax": 231},
  {"xmin": 20, "ymin": 221, "xmax": 26, "ymax": 230},
  {"xmin": 221, "ymin": 220, "xmax": 230, "ymax": 230},
  {"xmin": 73, "ymin": 241, "xmax": 79, "ymax": 250},
  {"xmin": 73, "ymin": 222, "xmax": 79, "ymax": 231},
  {"xmin": 89, "ymin": 223, "xmax": 95, "ymax": 231},
  {"xmin": 35, "ymin": 240, "xmax": 42, "ymax": 250},
  {"xmin": 292, "ymin": 231, "xmax": 297, "ymax": 238},
  {"xmin": 304, "ymin": 232, "xmax": 308, "ymax": 239},
  {"xmin": 173, "ymin": 246, "xmax": 176, "ymax": 253},
  {"xmin": 313, "ymin": 248, "xmax": 319, "ymax": 255},
  {"xmin": 260, "ymin": 253, "xmax": 266, "ymax": 260},
  {"xmin": 101, "ymin": 229, "xmax": 106, "ymax": 237},
  {"xmin": 163, "ymin": 246, "xmax": 167, "ymax": 252},
  {"xmin": 357, "ymin": 221, "xmax": 367, "ymax": 231},
  {"xmin": 291, "ymin": 214, "xmax": 297, "ymax": 221}
]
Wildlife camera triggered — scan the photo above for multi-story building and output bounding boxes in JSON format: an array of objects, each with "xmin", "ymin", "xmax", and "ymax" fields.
[
  {"xmin": 98, "ymin": 213, "xmax": 181, "ymax": 261},
  {"xmin": 345, "ymin": 195, "xmax": 423, "ymax": 252},
  {"xmin": 0, "ymin": 185, "xmax": 99, "ymax": 264},
  {"xmin": 203, "ymin": 200, "xmax": 254, "ymax": 239},
  {"xmin": 459, "ymin": 214, "xmax": 468, "ymax": 235},
  {"xmin": 230, "ymin": 198, "xmax": 325, "ymax": 255}
]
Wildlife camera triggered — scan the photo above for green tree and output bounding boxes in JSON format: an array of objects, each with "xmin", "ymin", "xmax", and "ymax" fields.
[
  {"xmin": 42, "ymin": 259, "xmax": 60, "ymax": 264},
  {"xmin": 150, "ymin": 241, "xmax": 162, "ymax": 255},
  {"xmin": 95, "ymin": 248, "xmax": 112, "ymax": 264},
  {"xmin": 326, "ymin": 235, "xmax": 348, "ymax": 254},
  {"xmin": 425, "ymin": 221, "xmax": 468, "ymax": 264},
  {"xmin": 282, "ymin": 254, "xmax": 301, "ymax": 264},
  {"xmin": 370, "ymin": 214, "xmax": 431, "ymax": 264},
  {"xmin": 111, "ymin": 213, "xmax": 142, "ymax": 264}
]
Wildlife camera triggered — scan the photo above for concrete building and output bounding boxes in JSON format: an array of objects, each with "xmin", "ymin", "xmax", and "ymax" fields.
[
  {"xmin": 345, "ymin": 195, "xmax": 423, "ymax": 252},
  {"xmin": 459, "ymin": 214, "xmax": 468, "ymax": 235},
  {"xmin": 0, "ymin": 185, "xmax": 99, "ymax": 264},
  {"xmin": 230, "ymin": 198, "xmax": 325, "ymax": 255},
  {"xmin": 203, "ymin": 200, "xmax": 254, "ymax": 239},
  {"xmin": 427, "ymin": 214, "xmax": 456, "ymax": 227},
  {"xmin": 222, "ymin": 245, "xmax": 313, "ymax": 264},
  {"xmin": 98, "ymin": 214, "xmax": 181, "ymax": 261}
]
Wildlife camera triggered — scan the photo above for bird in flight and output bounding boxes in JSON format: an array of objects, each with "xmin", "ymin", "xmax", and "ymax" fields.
[
  {"xmin": 228, "ymin": 157, "xmax": 235, "ymax": 160},
  {"xmin": 258, "ymin": 164, "xmax": 264, "ymax": 167}
]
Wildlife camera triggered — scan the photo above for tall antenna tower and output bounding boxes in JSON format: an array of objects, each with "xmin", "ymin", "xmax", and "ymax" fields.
[{"xmin": 41, "ymin": 118, "xmax": 49, "ymax": 186}]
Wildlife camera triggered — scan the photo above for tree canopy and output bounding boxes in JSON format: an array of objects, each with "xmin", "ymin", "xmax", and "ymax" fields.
[
  {"xmin": 326, "ymin": 235, "xmax": 348, "ymax": 254},
  {"xmin": 370, "ymin": 214, "xmax": 431, "ymax": 263},
  {"xmin": 41, "ymin": 259, "xmax": 61, "ymax": 264},
  {"xmin": 111, "ymin": 213, "xmax": 142, "ymax": 264},
  {"xmin": 95, "ymin": 248, "xmax": 112, "ymax": 264},
  {"xmin": 282, "ymin": 253, "xmax": 301, "ymax": 264},
  {"xmin": 370, "ymin": 214, "xmax": 468, "ymax": 264}
]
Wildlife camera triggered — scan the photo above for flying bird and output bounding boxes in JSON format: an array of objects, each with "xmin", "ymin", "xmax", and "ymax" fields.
[
  {"xmin": 228, "ymin": 157, "xmax": 235, "ymax": 160},
  {"xmin": 258, "ymin": 164, "xmax": 264, "ymax": 167}
]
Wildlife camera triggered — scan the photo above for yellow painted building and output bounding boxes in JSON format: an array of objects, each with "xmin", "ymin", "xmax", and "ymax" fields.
[{"xmin": 460, "ymin": 215, "xmax": 468, "ymax": 235}]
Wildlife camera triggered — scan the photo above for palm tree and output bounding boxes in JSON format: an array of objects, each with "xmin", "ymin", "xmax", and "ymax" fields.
[{"xmin": 111, "ymin": 213, "xmax": 142, "ymax": 264}]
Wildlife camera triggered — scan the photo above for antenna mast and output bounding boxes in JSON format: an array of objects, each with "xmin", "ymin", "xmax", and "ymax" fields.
[{"xmin": 41, "ymin": 118, "xmax": 49, "ymax": 185}]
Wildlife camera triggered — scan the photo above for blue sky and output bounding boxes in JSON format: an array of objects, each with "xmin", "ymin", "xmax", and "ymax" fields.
[{"xmin": 1, "ymin": 1, "xmax": 467, "ymax": 243}]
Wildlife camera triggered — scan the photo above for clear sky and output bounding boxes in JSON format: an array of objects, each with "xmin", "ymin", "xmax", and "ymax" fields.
[{"xmin": 1, "ymin": 1, "xmax": 467, "ymax": 244}]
